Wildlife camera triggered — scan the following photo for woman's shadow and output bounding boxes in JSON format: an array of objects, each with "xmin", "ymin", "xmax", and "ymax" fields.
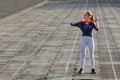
[
  {"xmin": 35, "ymin": 74, "xmax": 71, "ymax": 80},
  {"xmin": 35, "ymin": 72, "xmax": 94, "ymax": 80}
]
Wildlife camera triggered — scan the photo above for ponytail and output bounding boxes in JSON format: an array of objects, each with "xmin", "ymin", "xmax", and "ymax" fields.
[
  {"xmin": 86, "ymin": 11, "xmax": 95, "ymax": 21},
  {"xmin": 90, "ymin": 14, "xmax": 94, "ymax": 21}
]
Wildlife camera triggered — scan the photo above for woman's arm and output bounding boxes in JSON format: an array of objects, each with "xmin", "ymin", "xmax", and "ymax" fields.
[
  {"xmin": 70, "ymin": 21, "xmax": 81, "ymax": 26},
  {"xmin": 92, "ymin": 17, "xmax": 99, "ymax": 31},
  {"xmin": 95, "ymin": 17, "xmax": 99, "ymax": 29}
]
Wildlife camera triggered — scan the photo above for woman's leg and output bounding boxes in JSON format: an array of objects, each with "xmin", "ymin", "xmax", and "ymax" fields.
[
  {"xmin": 88, "ymin": 37, "xmax": 95, "ymax": 69},
  {"xmin": 80, "ymin": 37, "xmax": 86, "ymax": 68}
]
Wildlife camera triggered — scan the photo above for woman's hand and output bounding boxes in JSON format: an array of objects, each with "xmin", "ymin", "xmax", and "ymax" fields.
[
  {"xmin": 95, "ymin": 16, "xmax": 98, "ymax": 21},
  {"xmin": 71, "ymin": 22, "xmax": 75, "ymax": 26}
]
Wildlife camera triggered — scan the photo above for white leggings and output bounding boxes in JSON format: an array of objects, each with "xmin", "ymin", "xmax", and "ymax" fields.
[{"xmin": 80, "ymin": 36, "xmax": 95, "ymax": 69}]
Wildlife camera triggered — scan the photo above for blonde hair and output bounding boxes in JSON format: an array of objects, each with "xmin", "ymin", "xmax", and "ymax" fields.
[{"xmin": 86, "ymin": 11, "xmax": 94, "ymax": 20}]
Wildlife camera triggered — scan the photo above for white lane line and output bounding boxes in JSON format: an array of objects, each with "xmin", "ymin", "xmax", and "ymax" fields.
[
  {"xmin": 0, "ymin": 1, "xmax": 48, "ymax": 50},
  {"xmin": 62, "ymin": 31, "xmax": 79, "ymax": 80},
  {"xmin": 62, "ymin": 0, "xmax": 88, "ymax": 80},
  {"xmin": 106, "ymin": 0, "xmax": 120, "ymax": 25},
  {"xmin": 96, "ymin": 0, "xmax": 118, "ymax": 80},
  {"xmin": 9, "ymin": 3, "xmax": 76, "ymax": 80}
]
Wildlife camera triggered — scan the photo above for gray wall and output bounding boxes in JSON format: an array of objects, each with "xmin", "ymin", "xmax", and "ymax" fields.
[{"xmin": 0, "ymin": 0, "xmax": 44, "ymax": 18}]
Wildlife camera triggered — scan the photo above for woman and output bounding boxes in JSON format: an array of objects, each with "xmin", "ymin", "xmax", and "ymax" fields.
[{"xmin": 71, "ymin": 11, "xmax": 99, "ymax": 74}]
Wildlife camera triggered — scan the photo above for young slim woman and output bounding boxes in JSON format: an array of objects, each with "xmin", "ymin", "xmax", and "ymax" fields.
[{"xmin": 71, "ymin": 11, "xmax": 99, "ymax": 74}]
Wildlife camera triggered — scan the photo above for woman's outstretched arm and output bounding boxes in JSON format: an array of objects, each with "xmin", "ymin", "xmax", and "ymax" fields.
[{"xmin": 70, "ymin": 21, "xmax": 81, "ymax": 26}]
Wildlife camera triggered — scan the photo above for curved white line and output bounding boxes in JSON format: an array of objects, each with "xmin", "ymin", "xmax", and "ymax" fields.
[
  {"xmin": 95, "ymin": 0, "xmax": 118, "ymax": 80},
  {"xmin": 62, "ymin": 0, "xmax": 88, "ymax": 80}
]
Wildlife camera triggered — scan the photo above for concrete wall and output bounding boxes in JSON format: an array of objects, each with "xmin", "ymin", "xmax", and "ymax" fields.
[{"xmin": 0, "ymin": 0, "xmax": 44, "ymax": 18}]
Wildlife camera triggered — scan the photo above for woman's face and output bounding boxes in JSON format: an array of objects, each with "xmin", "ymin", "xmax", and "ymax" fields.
[{"xmin": 84, "ymin": 13, "xmax": 90, "ymax": 20}]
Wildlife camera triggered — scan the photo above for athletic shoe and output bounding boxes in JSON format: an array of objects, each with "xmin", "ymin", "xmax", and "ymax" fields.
[
  {"xmin": 78, "ymin": 68, "xmax": 83, "ymax": 74},
  {"xmin": 91, "ymin": 68, "xmax": 96, "ymax": 74}
]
